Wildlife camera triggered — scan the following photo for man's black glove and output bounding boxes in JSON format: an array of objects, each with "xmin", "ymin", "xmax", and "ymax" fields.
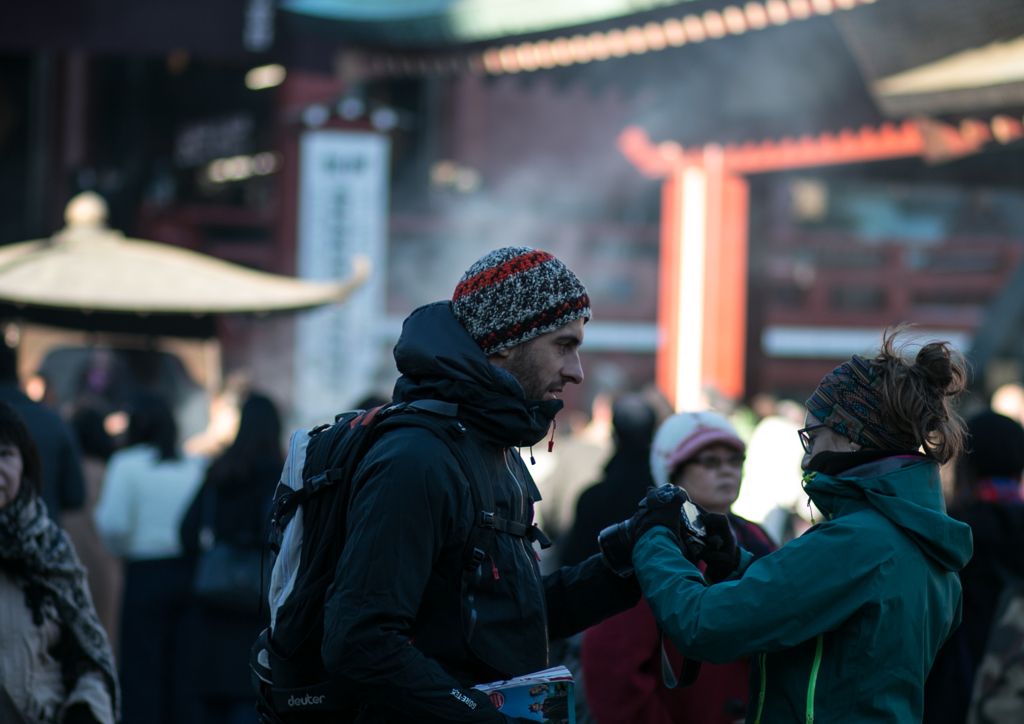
[
  {"xmin": 700, "ymin": 513, "xmax": 739, "ymax": 583},
  {"xmin": 634, "ymin": 485, "xmax": 686, "ymax": 543}
]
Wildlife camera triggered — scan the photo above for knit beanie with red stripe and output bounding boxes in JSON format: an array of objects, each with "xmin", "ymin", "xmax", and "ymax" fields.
[{"xmin": 451, "ymin": 247, "xmax": 591, "ymax": 356}]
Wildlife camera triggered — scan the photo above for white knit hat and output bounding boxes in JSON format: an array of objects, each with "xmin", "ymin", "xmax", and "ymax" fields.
[{"xmin": 650, "ymin": 411, "xmax": 745, "ymax": 487}]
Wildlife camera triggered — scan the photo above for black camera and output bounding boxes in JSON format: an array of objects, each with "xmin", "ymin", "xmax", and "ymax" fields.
[{"xmin": 597, "ymin": 485, "xmax": 707, "ymax": 577}]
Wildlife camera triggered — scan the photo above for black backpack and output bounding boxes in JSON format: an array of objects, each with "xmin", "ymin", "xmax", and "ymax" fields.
[{"xmin": 250, "ymin": 399, "xmax": 546, "ymax": 723}]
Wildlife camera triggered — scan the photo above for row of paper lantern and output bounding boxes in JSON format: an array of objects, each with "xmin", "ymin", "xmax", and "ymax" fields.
[{"xmin": 356, "ymin": 0, "xmax": 879, "ymax": 79}]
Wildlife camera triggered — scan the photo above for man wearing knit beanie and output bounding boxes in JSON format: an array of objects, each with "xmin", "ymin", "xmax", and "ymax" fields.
[
  {"xmin": 452, "ymin": 246, "xmax": 591, "ymax": 357},
  {"xmin": 319, "ymin": 246, "xmax": 642, "ymax": 724},
  {"xmin": 452, "ymin": 246, "xmax": 591, "ymax": 400}
]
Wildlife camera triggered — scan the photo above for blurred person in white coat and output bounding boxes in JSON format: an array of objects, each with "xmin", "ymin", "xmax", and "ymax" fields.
[{"xmin": 93, "ymin": 392, "xmax": 206, "ymax": 724}]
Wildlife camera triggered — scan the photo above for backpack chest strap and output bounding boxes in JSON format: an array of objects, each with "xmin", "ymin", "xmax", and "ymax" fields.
[{"xmin": 479, "ymin": 511, "xmax": 552, "ymax": 547}]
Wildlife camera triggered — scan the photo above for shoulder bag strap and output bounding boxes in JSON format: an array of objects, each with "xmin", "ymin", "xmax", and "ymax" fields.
[
  {"xmin": 199, "ymin": 483, "xmax": 218, "ymax": 550},
  {"xmin": 658, "ymin": 625, "xmax": 702, "ymax": 688}
]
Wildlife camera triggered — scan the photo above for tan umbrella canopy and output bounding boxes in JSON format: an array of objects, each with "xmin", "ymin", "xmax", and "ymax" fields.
[{"xmin": 0, "ymin": 192, "xmax": 369, "ymax": 314}]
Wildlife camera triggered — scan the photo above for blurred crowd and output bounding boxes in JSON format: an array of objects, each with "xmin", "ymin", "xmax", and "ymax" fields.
[
  {"xmin": 0, "ymin": 341, "xmax": 282, "ymax": 724},
  {"xmin": 1, "ymin": 333, "xmax": 1023, "ymax": 724}
]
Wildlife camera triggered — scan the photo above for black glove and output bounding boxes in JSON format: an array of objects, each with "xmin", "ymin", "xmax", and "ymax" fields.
[
  {"xmin": 634, "ymin": 485, "xmax": 686, "ymax": 543},
  {"xmin": 699, "ymin": 513, "xmax": 739, "ymax": 583},
  {"xmin": 598, "ymin": 486, "xmax": 689, "ymax": 577},
  {"xmin": 63, "ymin": 703, "xmax": 100, "ymax": 724}
]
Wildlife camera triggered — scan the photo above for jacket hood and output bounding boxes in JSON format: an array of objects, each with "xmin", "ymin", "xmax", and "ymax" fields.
[
  {"xmin": 392, "ymin": 301, "xmax": 562, "ymax": 448},
  {"xmin": 804, "ymin": 456, "xmax": 973, "ymax": 572}
]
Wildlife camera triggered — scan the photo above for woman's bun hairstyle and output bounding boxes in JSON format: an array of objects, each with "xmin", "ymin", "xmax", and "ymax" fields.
[
  {"xmin": 912, "ymin": 340, "xmax": 957, "ymax": 393},
  {"xmin": 869, "ymin": 325, "xmax": 967, "ymax": 464}
]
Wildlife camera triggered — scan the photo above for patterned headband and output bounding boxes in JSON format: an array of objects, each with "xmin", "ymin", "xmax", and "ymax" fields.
[{"xmin": 806, "ymin": 355, "xmax": 919, "ymax": 451}]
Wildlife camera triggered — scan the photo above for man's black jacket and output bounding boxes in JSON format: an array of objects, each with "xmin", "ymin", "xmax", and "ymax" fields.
[{"xmin": 321, "ymin": 301, "xmax": 641, "ymax": 723}]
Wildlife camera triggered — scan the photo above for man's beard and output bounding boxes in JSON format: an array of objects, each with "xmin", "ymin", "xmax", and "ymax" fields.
[{"xmin": 503, "ymin": 340, "xmax": 548, "ymax": 400}]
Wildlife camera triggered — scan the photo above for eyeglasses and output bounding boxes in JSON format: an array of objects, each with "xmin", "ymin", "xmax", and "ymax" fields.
[
  {"xmin": 691, "ymin": 453, "xmax": 746, "ymax": 470},
  {"xmin": 797, "ymin": 423, "xmax": 827, "ymax": 454}
]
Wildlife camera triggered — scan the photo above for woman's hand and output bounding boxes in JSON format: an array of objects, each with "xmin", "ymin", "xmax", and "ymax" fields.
[{"xmin": 634, "ymin": 485, "xmax": 686, "ymax": 543}]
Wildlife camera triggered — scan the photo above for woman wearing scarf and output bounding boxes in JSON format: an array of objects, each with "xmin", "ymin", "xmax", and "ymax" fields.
[
  {"xmin": 0, "ymin": 401, "xmax": 118, "ymax": 724},
  {"xmin": 629, "ymin": 330, "xmax": 973, "ymax": 723}
]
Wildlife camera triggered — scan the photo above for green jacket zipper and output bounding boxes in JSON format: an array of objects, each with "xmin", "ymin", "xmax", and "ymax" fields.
[
  {"xmin": 806, "ymin": 633, "xmax": 824, "ymax": 723},
  {"xmin": 754, "ymin": 653, "xmax": 767, "ymax": 723},
  {"xmin": 754, "ymin": 633, "xmax": 824, "ymax": 724}
]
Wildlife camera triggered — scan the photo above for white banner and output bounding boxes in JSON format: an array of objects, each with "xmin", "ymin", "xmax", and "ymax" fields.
[{"xmin": 293, "ymin": 130, "xmax": 390, "ymax": 426}]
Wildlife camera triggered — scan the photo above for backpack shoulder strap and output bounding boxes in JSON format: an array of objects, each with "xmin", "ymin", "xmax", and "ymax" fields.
[
  {"xmin": 370, "ymin": 408, "xmax": 494, "ymax": 573},
  {"xmin": 368, "ymin": 409, "xmax": 496, "ymax": 634},
  {"xmin": 272, "ymin": 400, "xmax": 525, "ymax": 578},
  {"xmin": 381, "ymin": 409, "xmax": 552, "ymax": 566}
]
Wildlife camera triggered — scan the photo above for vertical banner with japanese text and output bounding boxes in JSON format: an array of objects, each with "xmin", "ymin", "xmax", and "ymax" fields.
[{"xmin": 293, "ymin": 130, "xmax": 390, "ymax": 426}]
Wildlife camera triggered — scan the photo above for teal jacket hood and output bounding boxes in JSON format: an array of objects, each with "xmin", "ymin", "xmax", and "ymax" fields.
[{"xmin": 803, "ymin": 456, "xmax": 973, "ymax": 572}]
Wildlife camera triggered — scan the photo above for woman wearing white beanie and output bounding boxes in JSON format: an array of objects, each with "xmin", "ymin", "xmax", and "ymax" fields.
[
  {"xmin": 583, "ymin": 411, "xmax": 774, "ymax": 724},
  {"xmin": 651, "ymin": 411, "xmax": 748, "ymax": 511}
]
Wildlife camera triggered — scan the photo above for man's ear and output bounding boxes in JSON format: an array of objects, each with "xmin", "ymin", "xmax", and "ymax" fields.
[{"xmin": 487, "ymin": 348, "xmax": 512, "ymax": 363}]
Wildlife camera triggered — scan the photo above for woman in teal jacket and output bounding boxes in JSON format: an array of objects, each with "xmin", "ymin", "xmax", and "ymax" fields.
[{"xmin": 630, "ymin": 332, "xmax": 973, "ymax": 723}]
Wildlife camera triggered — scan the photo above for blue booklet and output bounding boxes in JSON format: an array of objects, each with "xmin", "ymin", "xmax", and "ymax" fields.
[{"xmin": 474, "ymin": 665, "xmax": 575, "ymax": 723}]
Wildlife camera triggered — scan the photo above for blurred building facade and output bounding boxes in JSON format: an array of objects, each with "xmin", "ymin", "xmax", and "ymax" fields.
[{"xmin": 2, "ymin": 0, "xmax": 1024, "ymax": 419}]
